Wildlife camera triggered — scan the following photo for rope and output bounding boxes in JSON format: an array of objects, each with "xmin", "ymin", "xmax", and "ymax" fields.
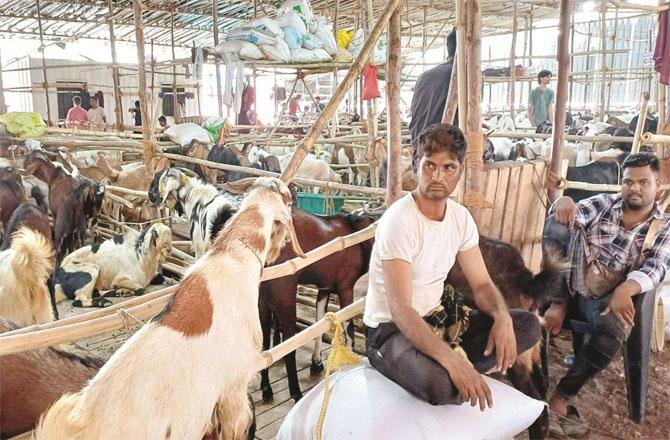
[
  {"xmin": 548, "ymin": 409, "xmax": 627, "ymax": 440},
  {"xmin": 315, "ymin": 312, "xmax": 362, "ymax": 440}
]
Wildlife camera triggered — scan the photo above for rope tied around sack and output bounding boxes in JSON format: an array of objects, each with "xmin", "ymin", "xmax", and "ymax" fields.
[{"xmin": 315, "ymin": 312, "xmax": 362, "ymax": 440}]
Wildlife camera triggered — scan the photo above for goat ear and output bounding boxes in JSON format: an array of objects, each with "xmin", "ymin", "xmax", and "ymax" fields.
[{"xmin": 276, "ymin": 211, "xmax": 305, "ymax": 258}]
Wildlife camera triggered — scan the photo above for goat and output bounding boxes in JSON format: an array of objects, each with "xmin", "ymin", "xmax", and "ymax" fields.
[
  {"xmin": 182, "ymin": 140, "xmax": 218, "ymax": 183},
  {"xmin": 259, "ymin": 210, "xmax": 375, "ymax": 402},
  {"xmin": 23, "ymin": 151, "xmax": 105, "ymax": 264},
  {"xmin": 247, "ymin": 146, "xmax": 282, "ymax": 175},
  {"xmin": 0, "ymin": 227, "xmax": 54, "ymax": 326},
  {"xmin": 0, "ymin": 317, "xmax": 104, "ymax": 438},
  {"xmin": 446, "ymin": 236, "xmax": 566, "ymax": 439},
  {"xmin": 54, "ymin": 222, "xmax": 171, "ymax": 308},
  {"xmin": 64, "ymin": 150, "xmax": 123, "ymax": 182},
  {"xmin": 278, "ymin": 153, "xmax": 341, "ymax": 186},
  {"xmin": 35, "ymin": 177, "xmax": 305, "ymax": 440},
  {"xmin": 206, "ymin": 143, "xmax": 255, "ymax": 183},
  {"xmin": 0, "ymin": 163, "xmax": 25, "ymax": 238},
  {"xmin": 155, "ymin": 167, "xmax": 242, "ymax": 257}
]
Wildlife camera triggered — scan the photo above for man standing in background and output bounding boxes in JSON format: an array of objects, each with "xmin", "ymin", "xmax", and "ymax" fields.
[
  {"xmin": 65, "ymin": 96, "xmax": 89, "ymax": 128},
  {"xmin": 528, "ymin": 70, "xmax": 555, "ymax": 132},
  {"xmin": 87, "ymin": 96, "xmax": 106, "ymax": 128}
]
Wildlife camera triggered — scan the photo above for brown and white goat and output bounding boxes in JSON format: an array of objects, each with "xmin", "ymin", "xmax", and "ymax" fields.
[
  {"xmin": 0, "ymin": 317, "xmax": 103, "ymax": 438},
  {"xmin": 35, "ymin": 177, "xmax": 305, "ymax": 440},
  {"xmin": 0, "ymin": 227, "xmax": 54, "ymax": 326}
]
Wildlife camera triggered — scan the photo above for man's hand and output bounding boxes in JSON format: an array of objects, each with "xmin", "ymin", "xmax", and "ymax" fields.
[
  {"xmin": 441, "ymin": 352, "xmax": 493, "ymax": 411},
  {"xmin": 543, "ymin": 302, "xmax": 568, "ymax": 336},
  {"xmin": 602, "ymin": 280, "xmax": 641, "ymax": 327},
  {"xmin": 554, "ymin": 196, "xmax": 578, "ymax": 228},
  {"xmin": 484, "ymin": 313, "xmax": 517, "ymax": 374}
]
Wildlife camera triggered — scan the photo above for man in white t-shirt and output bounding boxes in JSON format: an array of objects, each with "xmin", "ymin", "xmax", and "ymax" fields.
[
  {"xmin": 364, "ymin": 123, "xmax": 541, "ymax": 410},
  {"xmin": 87, "ymin": 97, "xmax": 107, "ymax": 128}
]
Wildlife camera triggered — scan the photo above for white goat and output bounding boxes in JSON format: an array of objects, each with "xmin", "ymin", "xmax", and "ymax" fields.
[
  {"xmin": 54, "ymin": 223, "xmax": 172, "ymax": 308},
  {"xmin": 157, "ymin": 168, "xmax": 243, "ymax": 257},
  {"xmin": 278, "ymin": 153, "xmax": 341, "ymax": 187},
  {"xmin": 35, "ymin": 177, "xmax": 305, "ymax": 440},
  {"xmin": 0, "ymin": 227, "xmax": 54, "ymax": 326}
]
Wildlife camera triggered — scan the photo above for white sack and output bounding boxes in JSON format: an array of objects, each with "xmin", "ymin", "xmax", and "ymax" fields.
[{"xmin": 165, "ymin": 123, "xmax": 212, "ymax": 147}]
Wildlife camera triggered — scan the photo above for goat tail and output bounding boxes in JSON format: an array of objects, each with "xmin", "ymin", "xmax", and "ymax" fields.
[
  {"xmin": 522, "ymin": 247, "xmax": 569, "ymax": 306},
  {"xmin": 10, "ymin": 227, "xmax": 54, "ymax": 290},
  {"xmin": 34, "ymin": 393, "xmax": 85, "ymax": 440}
]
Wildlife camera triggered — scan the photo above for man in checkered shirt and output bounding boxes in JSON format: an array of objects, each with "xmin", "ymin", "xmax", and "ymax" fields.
[{"xmin": 542, "ymin": 152, "xmax": 670, "ymax": 435}]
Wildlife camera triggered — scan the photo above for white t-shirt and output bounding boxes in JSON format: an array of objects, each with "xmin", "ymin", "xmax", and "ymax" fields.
[
  {"xmin": 87, "ymin": 107, "xmax": 106, "ymax": 125},
  {"xmin": 363, "ymin": 193, "xmax": 479, "ymax": 328}
]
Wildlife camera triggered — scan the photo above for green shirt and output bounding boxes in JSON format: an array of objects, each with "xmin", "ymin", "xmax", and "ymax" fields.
[{"xmin": 528, "ymin": 87, "xmax": 555, "ymax": 126}]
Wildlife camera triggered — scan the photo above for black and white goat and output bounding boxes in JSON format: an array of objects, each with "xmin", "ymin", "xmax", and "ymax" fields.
[
  {"xmin": 155, "ymin": 167, "xmax": 242, "ymax": 257},
  {"xmin": 54, "ymin": 222, "xmax": 172, "ymax": 308},
  {"xmin": 0, "ymin": 227, "xmax": 54, "ymax": 326},
  {"xmin": 36, "ymin": 177, "xmax": 305, "ymax": 440}
]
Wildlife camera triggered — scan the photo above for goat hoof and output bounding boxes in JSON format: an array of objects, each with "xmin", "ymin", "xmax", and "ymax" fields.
[
  {"xmin": 135, "ymin": 288, "xmax": 146, "ymax": 296},
  {"xmin": 72, "ymin": 300, "xmax": 83, "ymax": 307},
  {"xmin": 92, "ymin": 297, "xmax": 113, "ymax": 308},
  {"xmin": 310, "ymin": 361, "xmax": 324, "ymax": 374},
  {"xmin": 103, "ymin": 289, "xmax": 120, "ymax": 298},
  {"xmin": 261, "ymin": 388, "xmax": 274, "ymax": 402}
]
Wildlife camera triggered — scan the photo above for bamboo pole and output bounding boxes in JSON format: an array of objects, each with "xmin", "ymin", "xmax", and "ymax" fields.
[
  {"xmin": 365, "ymin": 0, "xmax": 380, "ymax": 188},
  {"xmin": 170, "ymin": 12, "xmax": 178, "ymax": 121},
  {"xmin": 569, "ymin": 9, "xmax": 575, "ymax": 113},
  {"xmin": 659, "ymin": 84, "xmax": 666, "ymax": 130},
  {"xmin": 632, "ymin": 92, "xmax": 651, "ymax": 153},
  {"xmin": 455, "ymin": 0, "xmax": 467, "ymax": 132},
  {"xmin": 508, "ymin": 0, "xmax": 518, "ymax": 120},
  {"xmin": 133, "ymin": 0, "xmax": 153, "ymax": 167},
  {"xmin": 583, "ymin": 22, "xmax": 592, "ymax": 108},
  {"xmin": 212, "ymin": 1, "xmax": 223, "ymax": 117},
  {"xmin": 548, "ymin": 0, "xmax": 573, "ymax": 202},
  {"xmin": 105, "ymin": 192, "xmax": 134, "ymax": 209},
  {"xmin": 605, "ymin": 8, "xmax": 618, "ymax": 116},
  {"xmin": 489, "ymin": 131, "xmax": 635, "ymax": 142},
  {"xmin": 35, "ymin": 0, "xmax": 52, "ymax": 124},
  {"xmin": 642, "ymin": 132, "xmax": 670, "ymax": 144},
  {"xmin": 105, "ymin": 185, "xmax": 149, "ymax": 197},
  {"xmin": 0, "ymin": 48, "xmax": 7, "ymax": 114},
  {"xmin": 108, "ymin": 0, "xmax": 124, "ymax": 131},
  {"xmin": 0, "ymin": 223, "xmax": 377, "ymax": 355},
  {"xmin": 442, "ymin": 56, "xmax": 458, "ymax": 124},
  {"xmin": 385, "ymin": 4, "xmax": 402, "ymax": 206},
  {"xmin": 598, "ymin": 6, "xmax": 608, "ymax": 121},
  {"xmin": 279, "ymin": 0, "xmax": 403, "ymax": 185},
  {"xmin": 528, "ymin": 0, "xmax": 534, "ymax": 97},
  {"xmin": 464, "ymin": 0, "xmax": 484, "ymax": 222}
]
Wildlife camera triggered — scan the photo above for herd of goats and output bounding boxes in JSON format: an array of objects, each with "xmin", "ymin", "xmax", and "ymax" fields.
[{"xmin": 0, "ymin": 109, "xmax": 664, "ymax": 438}]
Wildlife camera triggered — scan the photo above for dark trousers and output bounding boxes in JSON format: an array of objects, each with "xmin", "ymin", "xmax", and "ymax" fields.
[
  {"xmin": 365, "ymin": 310, "xmax": 541, "ymax": 405},
  {"xmin": 542, "ymin": 216, "xmax": 629, "ymax": 398}
]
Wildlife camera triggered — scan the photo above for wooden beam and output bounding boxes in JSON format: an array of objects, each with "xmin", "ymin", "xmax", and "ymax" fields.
[
  {"xmin": 548, "ymin": 0, "xmax": 573, "ymax": 202},
  {"xmin": 508, "ymin": 0, "xmax": 518, "ymax": 120},
  {"xmin": 35, "ymin": 0, "xmax": 52, "ymax": 124},
  {"xmin": 365, "ymin": 0, "xmax": 380, "ymax": 188},
  {"xmin": 464, "ymin": 0, "xmax": 485, "ymax": 222},
  {"xmin": 455, "ymin": 0, "xmax": 467, "ymax": 132},
  {"xmin": 108, "ymin": 0, "xmax": 123, "ymax": 130},
  {"xmin": 442, "ymin": 56, "xmax": 458, "ymax": 124},
  {"xmin": 170, "ymin": 12, "xmax": 178, "ymax": 120},
  {"xmin": 385, "ymin": 4, "xmax": 403, "ymax": 206},
  {"xmin": 279, "ymin": 0, "xmax": 403, "ymax": 184},
  {"xmin": 598, "ymin": 6, "xmax": 607, "ymax": 121},
  {"xmin": 0, "ymin": 47, "xmax": 6, "ymax": 114},
  {"xmin": 212, "ymin": 0, "xmax": 224, "ymax": 117},
  {"xmin": 632, "ymin": 92, "xmax": 650, "ymax": 154},
  {"xmin": 133, "ymin": 0, "xmax": 153, "ymax": 166}
]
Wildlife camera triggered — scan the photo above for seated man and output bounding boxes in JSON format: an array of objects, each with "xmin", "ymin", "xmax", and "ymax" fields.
[
  {"xmin": 543, "ymin": 152, "xmax": 670, "ymax": 437},
  {"xmin": 364, "ymin": 123, "xmax": 542, "ymax": 411}
]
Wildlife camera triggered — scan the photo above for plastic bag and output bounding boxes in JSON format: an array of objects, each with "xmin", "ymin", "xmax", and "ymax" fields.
[
  {"xmin": 201, "ymin": 117, "xmax": 228, "ymax": 143},
  {"xmin": 335, "ymin": 47, "xmax": 353, "ymax": 63},
  {"xmin": 371, "ymin": 35, "xmax": 387, "ymax": 65},
  {"xmin": 277, "ymin": 10, "xmax": 308, "ymax": 35},
  {"xmin": 290, "ymin": 48, "xmax": 331, "ymax": 63},
  {"xmin": 282, "ymin": 26, "xmax": 304, "ymax": 50},
  {"xmin": 277, "ymin": 0, "xmax": 314, "ymax": 25},
  {"xmin": 0, "ymin": 112, "xmax": 46, "ymax": 138},
  {"xmin": 165, "ymin": 123, "xmax": 212, "ymax": 147},
  {"xmin": 261, "ymin": 39, "xmax": 292, "ymax": 62},
  {"xmin": 311, "ymin": 16, "xmax": 338, "ymax": 56},
  {"xmin": 302, "ymin": 33, "xmax": 325, "ymax": 50},
  {"xmin": 348, "ymin": 28, "xmax": 365, "ymax": 59},
  {"xmin": 337, "ymin": 29, "xmax": 354, "ymax": 48}
]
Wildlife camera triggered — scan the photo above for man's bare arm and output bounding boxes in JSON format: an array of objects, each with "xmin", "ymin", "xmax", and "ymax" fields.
[
  {"xmin": 527, "ymin": 104, "xmax": 534, "ymax": 123},
  {"xmin": 383, "ymin": 259, "xmax": 492, "ymax": 410},
  {"xmin": 548, "ymin": 103, "xmax": 555, "ymax": 124}
]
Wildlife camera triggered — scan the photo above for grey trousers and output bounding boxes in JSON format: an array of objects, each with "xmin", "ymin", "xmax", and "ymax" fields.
[{"xmin": 365, "ymin": 310, "xmax": 542, "ymax": 405}]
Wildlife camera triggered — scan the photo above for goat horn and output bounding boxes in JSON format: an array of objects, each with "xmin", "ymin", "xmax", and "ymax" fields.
[{"xmin": 287, "ymin": 217, "xmax": 306, "ymax": 258}]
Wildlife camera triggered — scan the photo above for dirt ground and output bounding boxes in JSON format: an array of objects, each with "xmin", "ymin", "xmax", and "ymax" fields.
[{"xmin": 545, "ymin": 332, "xmax": 670, "ymax": 440}]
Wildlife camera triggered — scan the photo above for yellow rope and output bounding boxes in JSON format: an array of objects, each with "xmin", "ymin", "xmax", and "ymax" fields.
[{"xmin": 315, "ymin": 312, "xmax": 362, "ymax": 440}]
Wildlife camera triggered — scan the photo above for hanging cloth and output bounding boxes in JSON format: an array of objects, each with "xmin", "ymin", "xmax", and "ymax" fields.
[
  {"xmin": 223, "ymin": 63, "xmax": 235, "ymax": 107},
  {"xmin": 362, "ymin": 64, "xmax": 380, "ymax": 101},
  {"xmin": 654, "ymin": 8, "xmax": 670, "ymax": 85},
  {"xmin": 234, "ymin": 63, "xmax": 245, "ymax": 115}
]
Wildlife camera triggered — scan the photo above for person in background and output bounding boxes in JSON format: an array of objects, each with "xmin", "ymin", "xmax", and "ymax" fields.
[
  {"xmin": 288, "ymin": 95, "xmax": 301, "ymax": 122},
  {"xmin": 158, "ymin": 116, "xmax": 168, "ymax": 129},
  {"xmin": 528, "ymin": 70, "xmax": 555, "ymax": 131},
  {"xmin": 129, "ymin": 100, "xmax": 142, "ymax": 127},
  {"xmin": 409, "ymin": 28, "xmax": 457, "ymax": 168},
  {"xmin": 86, "ymin": 96, "xmax": 107, "ymax": 128},
  {"xmin": 65, "ymin": 96, "xmax": 89, "ymax": 128},
  {"xmin": 315, "ymin": 96, "xmax": 325, "ymax": 113}
]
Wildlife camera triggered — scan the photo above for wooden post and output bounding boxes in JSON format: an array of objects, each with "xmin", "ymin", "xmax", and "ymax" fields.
[
  {"xmin": 442, "ymin": 56, "xmax": 458, "ymax": 124},
  {"xmin": 280, "ymin": 0, "xmax": 403, "ymax": 184},
  {"xmin": 212, "ymin": 0, "xmax": 224, "ymax": 117},
  {"xmin": 170, "ymin": 12, "xmax": 178, "ymax": 121},
  {"xmin": 35, "ymin": 0, "xmax": 52, "ymax": 124},
  {"xmin": 659, "ymin": 83, "xmax": 667, "ymax": 130},
  {"xmin": 528, "ymin": 0, "xmax": 534, "ymax": 97},
  {"xmin": 385, "ymin": 4, "xmax": 402, "ymax": 206},
  {"xmin": 108, "ymin": 0, "xmax": 123, "ymax": 130},
  {"xmin": 598, "ymin": 6, "xmax": 607, "ymax": 121},
  {"xmin": 150, "ymin": 40, "xmax": 155, "ymax": 121},
  {"xmin": 569, "ymin": 9, "xmax": 575, "ymax": 113},
  {"xmin": 455, "ymin": 0, "xmax": 467, "ymax": 131},
  {"xmin": 548, "ymin": 0, "xmax": 573, "ymax": 202},
  {"xmin": 0, "ymin": 48, "xmax": 7, "ymax": 114},
  {"xmin": 464, "ymin": 0, "xmax": 484, "ymax": 222},
  {"xmin": 632, "ymin": 92, "xmax": 650, "ymax": 154},
  {"xmin": 606, "ymin": 9, "xmax": 619, "ymax": 116},
  {"xmin": 508, "ymin": 0, "xmax": 518, "ymax": 119},
  {"xmin": 133, "ymin": 0, "xmax": 153, "ymax": 165},
  {"xmin": 365, "ymin": 0, "xmax": 380, "ymax": 188},
  {"xmin": 583, "ymin": 22, "xmax": 592, "ymax": 108}
]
